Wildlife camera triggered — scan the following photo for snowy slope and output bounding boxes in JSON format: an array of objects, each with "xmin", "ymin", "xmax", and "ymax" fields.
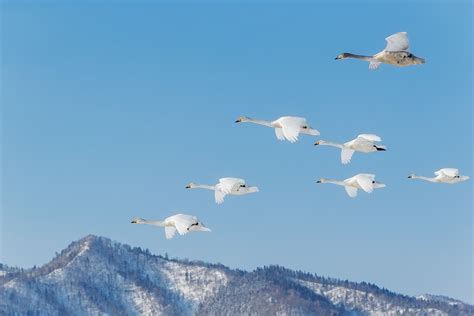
[{"xmin": 1, "ymin": 235, "xmax": 472, "ymax": 316}]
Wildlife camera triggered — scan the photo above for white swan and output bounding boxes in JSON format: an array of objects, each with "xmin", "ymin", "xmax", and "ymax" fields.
[
  {"xmin": 186, "ymin": 177, "xmax": 259, "ymax": 204},
  {"xmin": 316, "ymin": 173, "xmax": 386, "ymax": 198},
  {"xmin": 315, "ymin": 134, "xmax": 386, "ymax": 164},
  {"xmin": 235, "ymin": 115, "xmax": 320, "ymax": 143},
  {"xmin": 408, "ymin": 168, "xmax": 470, "ymax": 184},
  {"xmin": 131, "ymin": 213, "xmax": 211, "ymax": 239},
  {"xmin": 335, "ymin": 32, "xmax": 425, "ymax": 70}
]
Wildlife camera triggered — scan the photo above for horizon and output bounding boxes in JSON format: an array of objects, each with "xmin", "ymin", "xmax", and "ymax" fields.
[
  {"xmin": 1, "ymin": 0, "xmax": 472, "ymax": 304},
  {"xmin": 2, "ymin": 233, "xmax": 471, "ymax": 304}
]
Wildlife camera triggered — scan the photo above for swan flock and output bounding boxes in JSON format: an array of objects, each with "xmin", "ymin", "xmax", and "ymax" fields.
[{"xmin": 132, "ymin": 32, "xmax": 468, "ymax": 239}]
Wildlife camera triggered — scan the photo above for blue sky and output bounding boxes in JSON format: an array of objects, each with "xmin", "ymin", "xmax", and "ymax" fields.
[{"xmin": 1, "ymin": 0, "xmax": 472, "ymax": 303}]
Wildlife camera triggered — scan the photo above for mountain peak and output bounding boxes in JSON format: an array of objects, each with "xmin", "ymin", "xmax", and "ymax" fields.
[{"xmin": 1, "ymin": 235, "xmax": 472, "ymax": 315}]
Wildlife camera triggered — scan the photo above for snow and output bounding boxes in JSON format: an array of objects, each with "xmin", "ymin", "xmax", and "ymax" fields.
[
  {"xmin": 296, "ymin": 279, "xmax": 448, "ymax": 316},
  {"xmin": 160, "ymin": 260, "xmax": 228, "ymax": 310}
]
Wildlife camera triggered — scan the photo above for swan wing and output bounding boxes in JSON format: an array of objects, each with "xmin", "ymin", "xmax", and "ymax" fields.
[
  {"xmin": 369, "ymin": 62, "xmax": 381, "ymax": 70},
  {"xmin": 385, "ymin": 32, "xmax": 409, "ymax": 52},
  {"xmin": 218, "ymin": 178, "xmax": 245, "ymax": 193},
  {"xmin": 171, "ymin": 214, "xmax": 198, "ymax": 235},
  {"xmin": 345, "ymin": 186, "xmax": 358, "ymax": 198},
  {"xmin": 214, "ymin": 190, "xmax": 226, "ymax": 204},
  {"xmin": 280, "ymin": 118, "xmax": 302, "ymax": 143},
  {"xmin": 274, "ymin": 128, "xmax": 285, "ymax": 141},
  {"xmin": 357, "ymin": 134, "xmax": 381, "ymax": 142},
  {"xmin": 164, "ymin": 226, "xmax": 177, "ymax": 239},
  {"xmin": 341, "ymin": 148, "xmax": 355, "ymax": 164},
  {"xmin": 354, "ymin": 174, "xmax": 375, "ymax": 193},
  {"xmin": 435, "ymin": 168, "xmax": 459, "ymax": 177}
]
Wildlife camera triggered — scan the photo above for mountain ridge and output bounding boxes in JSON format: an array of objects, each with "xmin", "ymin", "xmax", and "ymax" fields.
[{"xmin": 1, "ymin": 235, "xmax": 472, "ymax": 315}]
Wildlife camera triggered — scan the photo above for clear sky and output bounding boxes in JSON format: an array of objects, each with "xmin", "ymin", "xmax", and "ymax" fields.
[{"xmin": 1, "ymin": 0, "xmax": 472, "ymax": 303}]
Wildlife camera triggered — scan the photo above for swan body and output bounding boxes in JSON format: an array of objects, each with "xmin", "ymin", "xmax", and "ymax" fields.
[
  {"xmin": 335, "ymin": 32, "xmax": 425, "ymax": 70},
  {"xmin": 315, "ymin": 134, "xmax": 386, "ymax": 164},
  {"xmin": 131, "ymin": 213, "xmax": 211, "ymax": 240},
  {"xmin": 186, "ymin": 177, "xmax": 259, "ymax": 204},
  {"xmin": 235, "ymin": 115, "xmax": 320, "ymax": 143},
  {"xmin": 408, "ymin": 168, "xmax": 470, "ymax": 184},
  {"xmin": 316, "ymin": 173, "xmax": 386, "ymax": 198}
]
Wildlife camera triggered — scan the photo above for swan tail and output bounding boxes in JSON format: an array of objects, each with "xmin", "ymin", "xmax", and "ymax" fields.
[
  {"xmin": 247, "ymin": 186, "xmax": 259, "ymax": 193},
  {"xmin": 303, "ymin": 128, "xmax": 320, "ymax": 136},
  {"xmin": 373, "ymin": 182, "xmax": 386, "ymax": 189}
]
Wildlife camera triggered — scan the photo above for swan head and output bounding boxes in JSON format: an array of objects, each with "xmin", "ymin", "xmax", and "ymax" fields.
[
  {"xmin": 131, "ymin": 217, "xmax": 146, "ymax": 224},
  {"xmin": 316, "ymin": 178, "xmax": 328, "ymax": 183},
  {"xmin": 314, "ymin": 140, "xmax": 327, "ymax": 146},
  {"xmin": 335, "ymin": 53, "xmax": 349, "ymax": 60},
  {"xmin": 185, "ymin": 182, "xmax": 197, "ymax": 189},
  {"xmin": 407, "ymin": 174, "xmax": 415, "ymax": 179},
  {"xmin": 235, "ymin": 116, "xmax": 251, "ymax": 123}
]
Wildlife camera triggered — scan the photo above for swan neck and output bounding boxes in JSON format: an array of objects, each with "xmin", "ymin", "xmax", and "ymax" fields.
[
  {"xmin": 247, "ymin": 118, "xmax": 273, "ymax": 127},
  {"xmin": 325, "ymin": 179, "xmax": 346, "ymax": 186},
  {"xmin": 412, "ymin": 175, "xmax": 436, "ymax": 182},
  {"xmin": 344, "ymin": 53, "xmax": 373, "ymax": 61},
  {"xmin": 319, "ymin": 141, "xmax": 343, "ymax": 149},
  {"xmin": 142, "ymin": 220, "xmax": 165, "ymax": 227},
  {"xmin": 194, "ymin": 183, "xmax": 216, "ymax": 190}
]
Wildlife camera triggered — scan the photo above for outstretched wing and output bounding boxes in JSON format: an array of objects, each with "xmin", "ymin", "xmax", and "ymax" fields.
[
  {"xmin": 357, "ymin": 134, "xmax": 382, "ymax": 142},
  {"xmin": 341, "ymin": 148, "xmax": 355, "ymax": 164},
  {"xmin": 345, "ymin": 186, "xmax": 358, "ymax": 198},
  {"xmin": 369, "ymin": 62, "xmax": 382, "ymax": 70},
  {"xmin": 274, "ymin": 128, "xmax": 285, "ymax": 141},
  {"xmin": 164, "ymin": 226, "xmax": 177, "ymax": 240},
  {"xmin": 385, "ymin": 32, "xmax": 409, "ymax": 52},
  {"xmin": 214, "ymin": 190, "xmax": 226, "ymax": 204},
  {"xmin": 354, "ymin": 174, "xmax": 376, "ymax": 193},
  {"xmin": 280, "ymin": 118, "xmax": 303, "ymax": 143},
  {"xmin": 435, "ymin": 168, "xmax": 459, "ymax": 178},
  {"xmin": 171, "ymin": 214, "xmax": 198, "ymax": 235}
]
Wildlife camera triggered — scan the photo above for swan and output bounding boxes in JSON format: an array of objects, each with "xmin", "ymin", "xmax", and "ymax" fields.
[
  {"xmin": 235, "ymin": 115, "xmax": 320, "ymax": 143},
  {"xmin": 186, "ymin": 177, "xmax": 259, "ymax": 204},
  {"xmin": 316, "ymin": 173, "xmax": 386, "ymax": 198},
  {"xmin": 315, "ymin": 134, "xmax": 387, "ymax": 164},
  {"xmin": 335, "ymin": 32, "xmax": 425, "ymax": 70},
  {"xmin": 131, "ymin": 213, "xmax": 211, "ymax": 239},
  {"xmin": 408, "ymin": 168, "xmax": 470, "ymax": 184}
]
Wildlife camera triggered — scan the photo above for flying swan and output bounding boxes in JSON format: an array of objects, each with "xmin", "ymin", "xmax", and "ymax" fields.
[
  {"xmin": 316, "ymin": 173, "xmax": 386, "ymax": 198},
  {"xmin": 408, "ymin": 168, "xmax": 470, "ymax": 184},
  {"xmin": 315, "ymin": 134, "xmax": 386, "ymax": 164},
  {"xmin": 335, "ymin": 32, "xmax": 425, "ymax": 70},
  {"xmin": 235, "ymin": 115, "xmax": 320, "ymax": 143},
  {"xmin": 131, "ymin": 213, "xmax": 211, "ymax": 239},
  {"xmin": 186, "ymin": 177, "xmax": 259, "ymax": 204}
]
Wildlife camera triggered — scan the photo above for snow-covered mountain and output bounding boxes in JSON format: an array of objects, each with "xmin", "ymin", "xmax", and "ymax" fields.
[{"xmin": 1, "ymin": 235, "xmax": 472, "ymax": 315}]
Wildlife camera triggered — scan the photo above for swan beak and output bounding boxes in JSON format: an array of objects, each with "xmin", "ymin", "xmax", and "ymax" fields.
[
  {"xmin": 185, "ymin": 185, "xmax": 191, "ymax": 189},
  {"xmin": 235, "ymin": 119, "xmax": 241, "ymax": 123},
  {"xmin": 407, "ymin": 175, "xmax": 412, "ymax": 179},
  {"xmin": 131, "ymin": 220, "xmax": 136, "ymax": 223},
  {"xmin": 314, "ymin": 141, "xmax": 319, "ymax": 146},
  {"xmin": 316, "ymin": 180, "xmax": 322, "ymax": 183}
]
